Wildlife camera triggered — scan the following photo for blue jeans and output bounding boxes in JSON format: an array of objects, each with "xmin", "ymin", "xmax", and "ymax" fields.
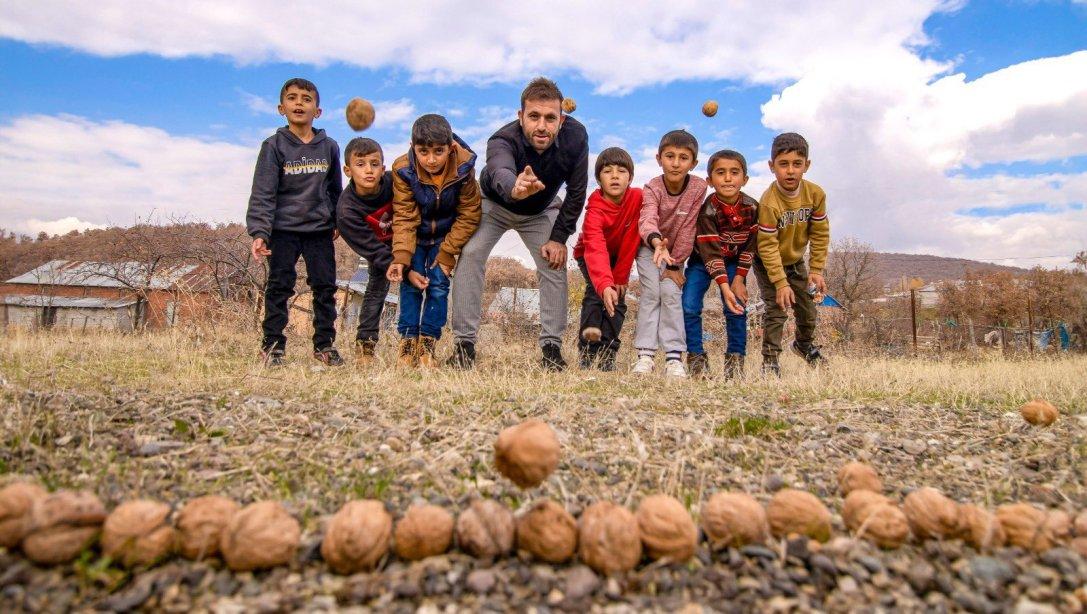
[
  {"xmin": 397, "ymin": 244, "xmax": 450, "ymax": 339},
  {"xmin": 682, "ymin": 255, "xmax": 747, "ymax": 355}
]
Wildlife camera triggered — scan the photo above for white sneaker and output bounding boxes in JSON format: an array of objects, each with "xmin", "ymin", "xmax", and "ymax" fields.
[
  {"xmin": 632, "ymin": 355, "xmax": 655, "ymax": 374},
  {"xmin": 664, "ymin": 359, "xmax": 688, "ymax": 379}
]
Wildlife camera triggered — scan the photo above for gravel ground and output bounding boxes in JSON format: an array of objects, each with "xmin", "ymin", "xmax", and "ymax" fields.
[{"xmin": 1, "ymin": 374, "xmax": 1085, "ymax": 612}]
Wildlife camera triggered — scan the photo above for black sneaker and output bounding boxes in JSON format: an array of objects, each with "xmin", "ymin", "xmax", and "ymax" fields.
[
  {"xmin": 686, "ymin": 352, "xmax": 709, "ymax": 379},
  {"xmin": 791, "ymin": 341, "xmax": 826, "ymax": 367},
  {"xmin": 541, "ymin": 343, "xmax": 567, "ymax": 372},
  {"xmin": 598, "ymin": 348, "xmax": 618, "ymax": 372},
  {"xmin": 261, "ymin": 348, "xmax": 286, "ymax": 367},
  {"xmin": 447, "ymin": 340, "xmax": 476, "ymax": 369},
  {"xmin": 578, "ymin": 345, "xmax": 600, "ymax": 369},
  {"xmin": 314, "ymin": 347, "xmax": 345, "ymax": 367},
  {"xmin": 761, "ymin": 356, "xmax": 781, "ymax": 377}
]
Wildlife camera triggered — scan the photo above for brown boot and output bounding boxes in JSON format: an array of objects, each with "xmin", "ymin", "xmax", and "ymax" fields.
[
  {"xmin": 417, "ymin": 335, "xmax": 438, "ymax": 368},
  {"xmin": 687, "ymin": 352, "xmax": 709, "ymax": 379},
  {"xmin": 723, "ymin": 353, "xmax": 744, "ymax": 380},
  {"xmin": 397, "ymin": 337, "xmax": 418, "ymax": 367},
  {"xmin": 354, "ymin": 339, "xmax": 377, "ymax": 366}
]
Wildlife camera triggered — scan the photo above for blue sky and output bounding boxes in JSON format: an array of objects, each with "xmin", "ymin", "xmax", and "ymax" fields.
[{"xmin": 1, "ymin": 1, "xmax": 1085, "ymax": 269}]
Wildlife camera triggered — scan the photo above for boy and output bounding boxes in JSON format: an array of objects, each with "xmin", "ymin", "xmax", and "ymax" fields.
[
  {"xmin": 689, "ymin": 150, "xmax": 753, "ymax": 379},
  {"xmin": 246, "ymin": 77, "xmax": 343, "ymax": 367},
  {"xmin": 387, "ymin": 114, "xmax": 482, "ymax": 367},
  {"xmin": 336, "ymin": 137, "xmax": 394, "ymax": 364},
  {"xmin": 634, "ymin": 130, "xmax": 708, "ymax": 378},
  {"xmin": 753, "ymin": 132, "xmax": 830, "ymax": 376},
  {"xmin": 571, "ymin": 147, "xmax": 642, "ymax": 371}
]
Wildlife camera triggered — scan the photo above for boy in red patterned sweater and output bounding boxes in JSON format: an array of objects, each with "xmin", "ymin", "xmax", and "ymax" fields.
[
  {"xmin": 572, "ymin": 147, "xmax": 642, "ymax": 371},
  {"xmin": 690, "ymin": 149, "xmax": 754, "ymax": 379}
]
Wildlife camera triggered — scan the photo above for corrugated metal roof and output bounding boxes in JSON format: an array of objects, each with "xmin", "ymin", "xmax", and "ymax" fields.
[
  {"xmin": 2, "ymin": 295, "xmax": 138, "ymax": 309},
  {"xmin": 335, "ymin": 280, "xmax": 399, "ymax": 304},
  {"xmin": 5, "ymin": 260, "xmax": 203, "ymax": 290}
]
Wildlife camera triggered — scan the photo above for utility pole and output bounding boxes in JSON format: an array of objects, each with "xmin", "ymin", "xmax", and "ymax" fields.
[{"xmin": 910, "ymin": 288, "xmax": 918, "ymax": 353}]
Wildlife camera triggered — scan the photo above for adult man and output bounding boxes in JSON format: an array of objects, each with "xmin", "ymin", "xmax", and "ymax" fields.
[{"xmin": 449, "ymin": 77, "xmax": 589, "ymax": 370}]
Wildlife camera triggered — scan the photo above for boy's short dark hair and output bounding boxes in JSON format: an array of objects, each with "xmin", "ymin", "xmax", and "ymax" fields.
[
  {"xmin": 658, "ymin": 129, "xmax": 698, "ymax": 158},
  {"xmin": 411, "ymin": 114, "xmax": 453, "ymax": 147},
  {"xmin": 707, "ymin": 149, "xmax": 748, "ymax": 176},
  {"xmin": 594, "ymin": 147, "xmax": 635, "ymax": 181},
  {"xmin": 771, "ymin": 132, "xmax": 809, "ymax": 160},
  {"xmin": 520, "ymin": 77, "xmax": 563, "ymax": 110},
  {"xmin": 344, "ymin": 138, "xmax": 383, "ymax": 164},
  {"xmin": 280, "ymin": 78, "xmax": 319, "ymax": 106}
]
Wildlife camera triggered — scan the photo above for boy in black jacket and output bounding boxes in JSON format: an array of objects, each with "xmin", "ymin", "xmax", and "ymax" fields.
[
  {"xmin": 246, "ymin": 77, "xmax": 344, "ymax": 367},
  {"xmin": 336, "ymin": 137, "xmax": 394, "ymax": 364}
]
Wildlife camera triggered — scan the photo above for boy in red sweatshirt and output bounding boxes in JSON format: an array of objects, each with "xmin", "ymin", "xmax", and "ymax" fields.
[{"xmin": 572, "ymin": 147, "xmax": 642, "ymax": 371}]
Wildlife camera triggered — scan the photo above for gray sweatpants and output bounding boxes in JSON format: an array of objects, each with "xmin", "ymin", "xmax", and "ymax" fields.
[
  {"xmin": 451, "ymin": 196, "xmax": 568, "ymax": 348},
  {"xmin": 633, "ymin": 246, "xmax": 686, "ymax": 354}
]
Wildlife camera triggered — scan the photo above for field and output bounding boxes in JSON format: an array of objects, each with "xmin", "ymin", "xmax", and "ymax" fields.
[{"xmin": 1, "ymin": 328, "xmax": 1086, "ymax": 612}]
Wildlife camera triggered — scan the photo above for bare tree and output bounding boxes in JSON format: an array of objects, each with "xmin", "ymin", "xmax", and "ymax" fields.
[{"xmin": 825, "ymin": 237, "xmax": 882, "ymax": 340}]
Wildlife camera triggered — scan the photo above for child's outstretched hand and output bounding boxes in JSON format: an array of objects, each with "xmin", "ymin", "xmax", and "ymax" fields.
[
  {"xmin": 722, "ymin": 284, "xmax": 744, "ymax": 315},
  {"xmin": 730, "ymin": 276, "xmax": 748, "ymax": 305},
  {"xmin": 601, "ymin": 286, "xmax": 620, "ymax": 317},
  {"xmin": 776, "ymin": 285, "xmax": 795, "ymax": 310},
  {"xmin": 407, "ymin": 270, "xmax": 429, "ymax": 290},
  {"xmin": 651, "ymin": 237, "xmax": 674, "ymax": 267},
  {"xmin": 251, "ymin": 238, "xmax": 271, "ymax": 260},
  {"xmin": 386, "ymin": 263, "xmax": 404, "ymax": 282},
  {"xmin": 808, "ymin": 272, "xmax": 827, "ymax": 294}
]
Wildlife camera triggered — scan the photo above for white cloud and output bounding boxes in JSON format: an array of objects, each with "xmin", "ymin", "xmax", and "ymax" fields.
[
  {"xmin": 22, "ymin": 217, "xmax": 105, "ymax": 236},
  {"xmin": 0, "ymin": 1, "xmax": 949, "ymax": 93},
  {"xmin": 0, "ymin": 114, "xmax": 254, "ymax": 233},
  {"xmin": 237, "ymin": 89, "xmax": 279, "ymax": 115}
]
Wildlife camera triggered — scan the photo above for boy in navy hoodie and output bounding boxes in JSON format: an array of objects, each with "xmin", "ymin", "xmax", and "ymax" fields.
[
  {"xmin": 336, "ymin": 137, "xmax": 394, "ymax": 364},
  {"xmin": 246, "ymin": 78, "xmax": 343, "ymax": 367},
  {"xmin": 387, "ymin": 114, "xmax": 482, "ymax": 367}
]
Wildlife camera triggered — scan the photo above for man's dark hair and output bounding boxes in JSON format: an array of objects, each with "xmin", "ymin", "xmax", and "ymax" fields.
[
  {"xmin": 594, "ymin": 147, "xmax": 635, "ymax": 181},
  {"xmin": 280, "ymin": 78, "xmax": 320, "ymax": 106},
  {"xmin": 520, "ymin": 77, "xmax": 564, "ymax": 110},
  {"xmin": 771, "ymin": 132, "xmax": 809, "ymax": 160},
  {"xmin": 707, "ymin": 149, "xmax": 748, "ymax": 176},
  {"xmin": 658, "ymin": 129, "xmax": 698, "ymax": 158},
  {"xmin": 411, "ymin": 114, "xmax": 453, "ymax": 146},
  {"xmin": 344, "ymin": 138, "xmax": 383, "ymax": 164}
]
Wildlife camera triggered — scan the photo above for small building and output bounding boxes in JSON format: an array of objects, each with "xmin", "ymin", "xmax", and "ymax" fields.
[
  {"xmin": 487, "ymin": 287, "xmax": 541, "ymax": 324},
  {"xmin": 0, "ymin": 259, "xmax": 214, "ymax": 331}
]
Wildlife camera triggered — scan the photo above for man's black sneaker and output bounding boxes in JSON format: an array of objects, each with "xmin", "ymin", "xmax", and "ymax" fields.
[
  {"xmin": 314, "ymin": 347, "xmax": 345, "ymax": 367},
  {"xmin": 598, "ymin": 348, "xmax": 618, "ymax": 372},
  {"xmin": 791, "ymin": 341, "xmax": 826, "ymax": 367},
  {"xmin": 541, "ymin": 343, "xmax": 567, "ymax": 372},
  {"xmin": 447, "ymin": 340, "xmax": 476, "ymax": 369},
  {"xmin": 686, "ymin": 352, "xmax": 709, "ymax": 379},
  {"xmin": 761, "ymin": 356, "xmax": 781, "ymax": 377},
  {"xmin": 262, "ymin": 348, "xmax": 286, "ymax": 367}
]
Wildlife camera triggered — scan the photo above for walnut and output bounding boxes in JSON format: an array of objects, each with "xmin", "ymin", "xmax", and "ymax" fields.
[
  {"xmin": 101, "ymin": 500, "xmax": 176, "ymax": 567},
  {"xmin": 345, "ymin": 98, "xmax": 375, "ymax": 132},
  {"xmin": 766, "ymin": 489, "xmax": 832, "ymax": 542},
  {"xmin": 1019, "ymin": 399, "xmax": 1058, "ymax": 426},
  {"xmin": 562, "ymin": 98, "xmax": 577, "ymax": 114},
  {"xmin": 22, "ymin": 490, "xmax": 106, "ymax": 564},
  {"xmin": 635, "ymin": 495, "xmax": 697, "ymax": 562},
  {"xmin": 700, "ymin": 492, "xmax": 769, "ymax": 549},
  {"xmin": 836, "ymin": 462, "xmax": 883, "ymax": 496},
  {"xmin": 455, "ymin": 499, "xmax": 514, "ymax": 559},
  {"xmin": 176, "ymin": 495, "xmax": 239, "ymax": 560},
  {"xmin": 902, "ymin": 487, "xmax": 961, "ymax": 541},
  {"xmin": 0, "ymin": 481, "xmax": 47, "ymax": 548},
  {"xmin": 321, "ymin": 500, "xmax": 392, "ymax": 574},
  {"xmin": 493, "ymin": 419, "xmax": 560, "ymax": 489},
  {"xmin": 516, "ymin": 499, "xmax": 577, "ymax": 563},
  {"xmin": 578, "ymin": 501, "xmax": 642, "ymax": 575},
  {"xmin": 996, "ymin": 503, "xmax": 1070, "ymax": 552},
  {"xmin": 220, "ymin": 501, "xmax": 301, "ymax": 571},
  {"xmin": 854, "ymin": 504, "xmax": 909, "ymax": 549},
  {"xmin": 843, "ymin": 490, "xmax": 894, "ymax": 532},
  {"xmin": 957, "ymin": 504, "xmax": 1006, "ymax": 551},
  {"xmin": 702, "ymin": 100, "xmax": 719, "ymax": 117},
  {"xmin": 394, "ymin": 504, "xmax": 454, "ymax": 561}
]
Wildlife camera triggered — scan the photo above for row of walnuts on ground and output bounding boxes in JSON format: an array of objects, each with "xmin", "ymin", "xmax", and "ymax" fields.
[{"xmin": 0, "ymin": 403, "xmax": 1075, "ymax": 576}]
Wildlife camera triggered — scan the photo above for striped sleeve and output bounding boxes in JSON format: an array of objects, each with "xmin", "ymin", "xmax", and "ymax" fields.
[{"xmin": 695, "ymin": 200, "xmax": 728, "ymax": 286}]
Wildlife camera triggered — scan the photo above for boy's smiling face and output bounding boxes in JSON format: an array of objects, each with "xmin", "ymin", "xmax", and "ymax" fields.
[
  {"xmin": 278, "ymin": 85, "xmax": 321, "ymax": 128},
  {"xmin": 656, "ymin": 146, "xmax": 697, "ymax": 184},
  {"xmin": 413, "ymin": 143, "xmax": 450, "ymax": 175},
  {"xmin": 345, "ymin": 151, "xmax": 385, "ymax": 194},
  {"xmin": 598, "ymin": 164, "xmax": 631, "ymax": 203},
  {"xmin": 709, "ymin": 158, "xmax": 748, "ymax": 202},
  {"xmin": 769, "ymin": 150, "xmax": 811, "ymax": 192}
]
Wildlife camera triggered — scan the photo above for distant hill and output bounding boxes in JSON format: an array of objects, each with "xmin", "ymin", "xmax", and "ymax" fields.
[{"xmin": 870, "ymin": 252, "xmax": 1026, "ymax": 289}]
